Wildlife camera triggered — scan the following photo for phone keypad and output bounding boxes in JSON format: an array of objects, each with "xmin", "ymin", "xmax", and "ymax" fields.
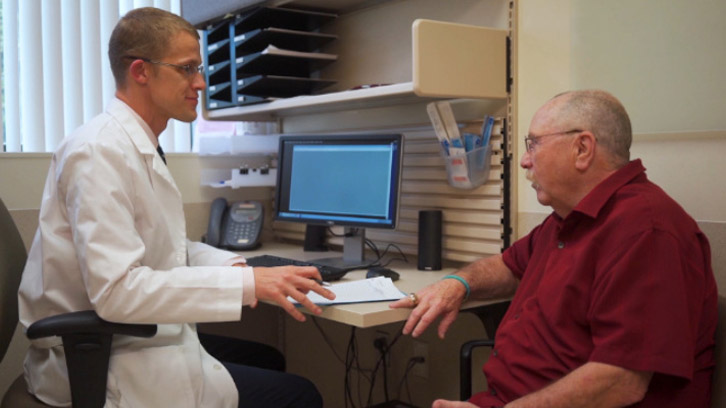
[{"xmin": 227, "ymin": 222, "xmax": 259, "ymax": 244}]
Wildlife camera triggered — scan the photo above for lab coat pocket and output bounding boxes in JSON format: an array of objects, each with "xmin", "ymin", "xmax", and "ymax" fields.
[{"xmin": 107, "ymin": 345, "xmax": 201, "ymax": 408}]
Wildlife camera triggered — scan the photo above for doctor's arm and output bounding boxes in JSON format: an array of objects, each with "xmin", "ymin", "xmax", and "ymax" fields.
[
  {"xmin": 249, "ymin": 265, "xmax": 335, "ymax": 322},
  {"xmin": 189, "ymin": 241, "xmax": 335, "ymax": 322}
]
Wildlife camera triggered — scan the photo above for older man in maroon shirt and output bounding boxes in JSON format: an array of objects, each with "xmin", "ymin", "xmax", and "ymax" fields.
[{"xmin": 391, "ymin": 90, "xmax": 717, "ymax": 408}]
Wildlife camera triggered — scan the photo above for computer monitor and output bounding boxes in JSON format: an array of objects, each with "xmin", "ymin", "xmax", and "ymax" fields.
[{"xmin": 275, "ymin": 134, "xmax": 403, "ymax": 268}]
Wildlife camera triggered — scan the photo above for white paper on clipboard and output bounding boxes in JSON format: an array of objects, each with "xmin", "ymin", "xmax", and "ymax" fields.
[{"xmin": 291, "ymin": 277, "xmax": 406, "ymax": 305}]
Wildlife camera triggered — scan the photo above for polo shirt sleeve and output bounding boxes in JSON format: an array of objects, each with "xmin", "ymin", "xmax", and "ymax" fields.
[
  {"xmin": 502, "ymin": 222, "xmax": 545, "ymax": 280},
  {"xmin": 588, "ymin": 227, "xmax": 698, "ymax": 380}
]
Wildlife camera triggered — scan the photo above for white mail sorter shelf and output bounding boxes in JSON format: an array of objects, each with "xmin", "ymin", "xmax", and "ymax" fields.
[{"xmin": 202, "ymin": 0, "xmax": 510, "ymax": 123}]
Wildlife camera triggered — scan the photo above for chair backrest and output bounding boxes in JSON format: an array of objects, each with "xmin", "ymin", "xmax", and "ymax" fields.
[
  {"xmin": 711, "ymin": 296, "xmax": 726, "ymax": 407},
  {"xmin": 0, "ymin": 198, "xmax": 27, "ymax": 363},
  {"xmin": 711, "ymin": 296, "xmax": 726, "ymax": 408}
]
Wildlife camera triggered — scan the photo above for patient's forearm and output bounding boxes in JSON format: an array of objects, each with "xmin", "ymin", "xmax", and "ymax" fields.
[
  {"xmin": 505, "ymin": 361, "xmax": 652, "ymax": 408},
  {"xmin": 457, "ymin": 254, "xmax": 519, "ymax": 300}
]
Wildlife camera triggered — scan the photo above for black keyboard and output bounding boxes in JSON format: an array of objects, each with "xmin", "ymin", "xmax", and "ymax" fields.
[{"xmin": 244, "ymin": 255, "xmax": 349, "ymax": 281}]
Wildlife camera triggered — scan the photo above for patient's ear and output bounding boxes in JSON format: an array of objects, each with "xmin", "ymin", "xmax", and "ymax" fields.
[{"xmin": 573, "ymin": 131, "xmax": 597, "ymax": 171}]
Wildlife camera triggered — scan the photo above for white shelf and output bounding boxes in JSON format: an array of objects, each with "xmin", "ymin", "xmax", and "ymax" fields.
[
  {"xmin": 206, "ymin": 82, "xmax": 418, "ymax": 121},
  {"xmin": 203, "ymin": 17, "xmax": 508, "ymax": 123}
]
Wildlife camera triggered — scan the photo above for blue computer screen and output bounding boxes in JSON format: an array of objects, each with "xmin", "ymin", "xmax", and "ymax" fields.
[{"xmin": 275, "ymin": 134, "xmax": 402, "ymax": 228}]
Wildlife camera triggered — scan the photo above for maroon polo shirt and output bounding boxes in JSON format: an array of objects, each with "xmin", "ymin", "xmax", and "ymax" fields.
[{"xmin": 470, "ymin": 160, "xmax": 717, "ymax": 407}]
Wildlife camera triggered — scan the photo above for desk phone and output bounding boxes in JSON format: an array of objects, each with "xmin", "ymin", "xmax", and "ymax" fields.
[{"xmin": 206, "ymin": 198, "xmax": 263, "ymax": 250}]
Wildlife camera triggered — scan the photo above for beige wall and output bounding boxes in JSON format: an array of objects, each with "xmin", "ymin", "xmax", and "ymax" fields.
[
  {"xmin": 514, "ymin": 0, "xmax": 572, "ymax": 226},
  {"xmin": 516, "ymin": 0, "xmax": 726, "ymax": 230},
  {"xmin": 0, "ymin": 153, "xmax": 272, "ymax": 211}
]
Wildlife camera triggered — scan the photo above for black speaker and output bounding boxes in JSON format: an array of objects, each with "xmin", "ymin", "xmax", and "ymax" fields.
[
  {"xmin": 418, "ymin": 210, "xmax": 442, "ymax": 271},
  {"xmin": 304, "ymin": 224, "xmax": 329, "ymax": 252}
]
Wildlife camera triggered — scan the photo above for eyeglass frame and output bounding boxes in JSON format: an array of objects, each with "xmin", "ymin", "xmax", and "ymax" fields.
[
  {"xmin": 524, "ymin": 129, "xmax": 583, "ymax": 152},
  {"xmin": 123, "ymin": 55, "xmax": 204, "ymax": 77}
]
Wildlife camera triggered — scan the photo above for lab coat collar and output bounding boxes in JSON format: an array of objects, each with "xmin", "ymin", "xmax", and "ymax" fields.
[
  {"xmin": 105, "ymin": 98, "xmax": 180, "ymax": 194},
  {"xmin": 106, "ymin": 98, "xmax": 158, "ymax": 153}
]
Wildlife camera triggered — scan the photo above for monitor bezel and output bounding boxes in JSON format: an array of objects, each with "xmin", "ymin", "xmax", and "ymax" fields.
[{"xmin": 274, "ymin": 133, "xmax": 403, "ymax": 230}]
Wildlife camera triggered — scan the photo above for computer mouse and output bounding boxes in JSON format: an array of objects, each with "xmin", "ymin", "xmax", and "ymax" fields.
[{"xmin": 366, "ymin": 267, "xmax": 400, "ymax": 281}]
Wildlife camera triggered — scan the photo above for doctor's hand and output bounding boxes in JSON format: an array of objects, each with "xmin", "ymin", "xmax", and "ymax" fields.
[
  {"xmin": 251, "ymin": 266, "xmax": 335, "ymax": 322},
  {"xmin": 389, "ymin": 278, "xmax": 467, "ymax": 339}
]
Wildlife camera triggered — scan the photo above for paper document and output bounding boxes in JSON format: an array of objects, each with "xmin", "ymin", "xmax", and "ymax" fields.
[{"xmin": 292, "ymin": 277, "xmax": 406, "ymax": 305}]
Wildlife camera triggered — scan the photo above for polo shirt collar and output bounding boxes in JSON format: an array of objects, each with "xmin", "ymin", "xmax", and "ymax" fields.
[{"xmin": 570, "ymin": 159, "xmax": 646, "ymax": 220}]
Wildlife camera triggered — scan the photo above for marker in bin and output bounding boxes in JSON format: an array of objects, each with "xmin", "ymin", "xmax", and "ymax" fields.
[
  {"xmin": 481, "ymin": 115, "xmax": 494, "ymax": 148},
  {"xmin": 426, "ymin": 102, "xmax": 451, "ymax": 154},
  {"xmin": 436, "ymin": 102, "xmax": 466, "ymax": 156},
  {"xmin": 427, "ymin": 101, "xmax": 470, "ymax": 186},
  {"xmin": 463, "ymin": 133, "xmax": 479, "ymax": 152},
  {"xmin": 426, "ymin": 102, "xmax": 465, "ymax": 155}
]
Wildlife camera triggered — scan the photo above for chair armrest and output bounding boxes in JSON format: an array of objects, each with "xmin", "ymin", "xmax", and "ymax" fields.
[
  {"xmin": 25, "ymin": 310, "xmax": 156, "ymax": 408},
  {"xmin": 460, "ymin": 339, "xmax": 495, "ymax": 401},
  {"xmin": 26, "ymin": 310, "xmax": 156, "ymax": 339}
]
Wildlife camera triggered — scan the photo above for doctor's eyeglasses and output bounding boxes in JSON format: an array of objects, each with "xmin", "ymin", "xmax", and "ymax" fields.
[{"xmin": 124, "ymin": 55, "xmax": 204, "ymax": 77}]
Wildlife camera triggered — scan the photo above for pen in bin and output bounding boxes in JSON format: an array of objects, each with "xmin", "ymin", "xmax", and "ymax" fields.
[{"xmin": 481, "ymin": 115, "xmax": 495, "ymax": 147}]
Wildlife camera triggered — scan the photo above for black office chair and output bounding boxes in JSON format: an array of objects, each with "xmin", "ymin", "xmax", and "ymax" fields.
[
  {"xmin": 0, "ymin": 197, "xmax": 157, "ymax": 408},
  {"xmin": 459, "ymin": 338, "xmax": 494, "ymax": 401},
  {"xmin": 710, "ymin": 295, "xmax": 726, "ymax": 408},
  {"xmin": 458, "ymin": 300, "xmax": 509, "ymax": 401},
  {"xmin": 459, "ymin": 297, "xmax": 726, "ymax": 406}
]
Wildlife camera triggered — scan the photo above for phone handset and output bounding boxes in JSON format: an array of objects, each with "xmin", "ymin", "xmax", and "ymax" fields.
[
  {"xmin": 205, "ymin": 197, "xmax": 264, "ymax": 250},
  {"xmin": 205, "ymin": 197, "xmax": 228, "ymax": 248}
]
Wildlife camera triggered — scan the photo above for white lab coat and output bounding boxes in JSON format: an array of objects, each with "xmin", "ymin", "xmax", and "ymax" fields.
[{"xmin": 18, "ymin": 98, "xmax": 254, "ymax": 407}]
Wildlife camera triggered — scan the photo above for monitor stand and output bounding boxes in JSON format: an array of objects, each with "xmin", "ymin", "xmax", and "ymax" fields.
[{"xmin": 312, "ymin": 227, "xmax": 374, "ymax": 270}]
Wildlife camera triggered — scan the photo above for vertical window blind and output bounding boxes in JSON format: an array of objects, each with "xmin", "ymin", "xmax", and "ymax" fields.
[{"xmin": 1, "ymin": 0, "xmax": 193, "ymax": 153}]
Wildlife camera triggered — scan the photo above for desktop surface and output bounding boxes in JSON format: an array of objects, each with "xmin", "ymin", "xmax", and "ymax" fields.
[{"xmin": 238, "ymin": 241, "xmax": 508, "ymax": 328}]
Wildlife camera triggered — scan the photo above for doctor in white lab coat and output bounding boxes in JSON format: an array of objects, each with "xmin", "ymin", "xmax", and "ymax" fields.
[{"xmin": 17, "ymin": 7, "xmax": 333, "ymax": 408}]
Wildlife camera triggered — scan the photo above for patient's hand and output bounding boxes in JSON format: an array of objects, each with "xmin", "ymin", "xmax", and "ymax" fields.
[
  {"xmin": 252, "ymin": 266, "xmax": 335, "ymax": 322},
  {"xmin": 389, "ymin": 278, "xmax": 467, "ymax": 339}
]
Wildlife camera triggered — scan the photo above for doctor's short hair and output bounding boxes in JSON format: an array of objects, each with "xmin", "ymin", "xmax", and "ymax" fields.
[{"xmin": 109, "ymin": 7, "xmax": 199, "ymax": 88}]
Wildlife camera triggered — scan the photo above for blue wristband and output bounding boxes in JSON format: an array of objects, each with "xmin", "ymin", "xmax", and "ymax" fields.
[{"xmin": 442, "ymin": 275, "xmax": 470, "ymax": 301}]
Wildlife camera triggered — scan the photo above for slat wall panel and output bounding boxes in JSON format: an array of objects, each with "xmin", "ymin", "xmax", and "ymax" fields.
[{"xmin": 271, "ymin": 119, "xmax": 505, "ymax": 266}]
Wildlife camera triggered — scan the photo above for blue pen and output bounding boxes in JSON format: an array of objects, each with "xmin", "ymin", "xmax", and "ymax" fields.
[
  {"xmin": 481, "ymin": 115, "xmax": 495, "ymax": 147},
  {"xmin": 464, "ymin": 133, "xmax": 476, "ymax": 152},
  {"xmin": 440, "ymin": 139, "xmax": 450, "ymax": 155}
]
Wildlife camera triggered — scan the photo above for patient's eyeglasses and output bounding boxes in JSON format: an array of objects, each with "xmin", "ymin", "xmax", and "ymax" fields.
[
  {"xmin": 124, "ymin": 55, "xmax": 204, "ymax": 77},
  {"xmin": 524, "ymin": 129, "xmax": 582, "ymax": 152}
]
